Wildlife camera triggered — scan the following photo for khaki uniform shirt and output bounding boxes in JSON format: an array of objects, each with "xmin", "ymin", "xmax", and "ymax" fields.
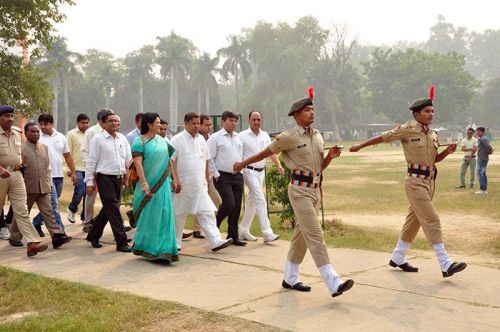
[
  {"xmin": 22, "ymin": 142, "xmax": 52, "ymax": 194},
  {"xmin": 381, "ymin": 121, "xmax": 439, "ymax": 168},
  {"xmin": 0, "ymin": 126, "xmax": 22, "ymax": 168},
  {"xmin": 268, "ymin": 125, "xmax": 324, "ymax": 174}
]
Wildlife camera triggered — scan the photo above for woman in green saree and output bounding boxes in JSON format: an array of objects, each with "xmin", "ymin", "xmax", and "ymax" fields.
[{"xmin": 131, "ymin": 112, "xmax": 178, "ymax": 263}]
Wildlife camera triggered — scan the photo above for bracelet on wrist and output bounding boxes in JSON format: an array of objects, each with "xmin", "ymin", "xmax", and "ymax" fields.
[{"xmin": 141, "ymin": 182, "xmax": 148, "ymax": 187}]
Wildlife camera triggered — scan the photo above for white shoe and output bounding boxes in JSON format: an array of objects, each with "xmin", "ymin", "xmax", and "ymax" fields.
[
  {"xmin": 67, "ymin": 208, "xmax": 76, "ymax": 223},
  {"xmin": 475, "ymin": 190, "xmax": 487, "ymax": 195},
  {"xmin": 263, "ymin": 234, "xmax": 280, "ymax": 243},
  {"xmin": 0, "ymin": 227, "xmax": 10, "ymax": 240},
  {"xmin": 239, "ymin": 232, "xmax": 258, "ymax": 241}
]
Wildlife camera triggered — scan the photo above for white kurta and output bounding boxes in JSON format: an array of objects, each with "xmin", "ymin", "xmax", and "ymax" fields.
[{"xmin": 171, "ymin": 130, "xmax": 216, "ymax": 215}]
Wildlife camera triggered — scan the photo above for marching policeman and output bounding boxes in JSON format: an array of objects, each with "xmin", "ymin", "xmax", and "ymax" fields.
[
  {"xmin": 0, "ymin": 105, "xmax": 48, "ymax": 257},
  {"xmin": 233, "ymin": 88, "xmax": 354, "ymax": 299},
  {"xmin": 350, "ymin": 86, "xmax": 467, "ymax": 278}
]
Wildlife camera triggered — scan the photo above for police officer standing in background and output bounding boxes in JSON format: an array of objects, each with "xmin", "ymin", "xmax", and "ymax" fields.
[
  {"xmin": 234, "ymin": 88, "xmax": 355, "ymax": 299},
  {"xmin": 350, "ymin": 86, "xmax": 467, "ymax": 278},
  {"xmin": 0, "ymin": 105, "xmax": 48, "ymax": 257}
]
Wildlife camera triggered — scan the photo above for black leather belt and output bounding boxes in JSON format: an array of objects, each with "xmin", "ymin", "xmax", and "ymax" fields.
[
  {"xmin": 98, "ymin": 173, "xmax": 123, "ymax": 179},
  {"xmin": 246, "ymin": 166, "xmax": 264, "ymax": 172},
  {"xmin": 219, "ymin": 171, "xmax": 239, "ymax": 176}
]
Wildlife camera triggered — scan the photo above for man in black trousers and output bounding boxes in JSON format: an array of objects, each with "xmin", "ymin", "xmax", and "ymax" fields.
[
  {"xmin": 85, "ymin": 112, "xmax": 132, "ymax": 252},
  {"xmin": 207, "ymin": 111, "xmax": 246, "ymax": 246}
]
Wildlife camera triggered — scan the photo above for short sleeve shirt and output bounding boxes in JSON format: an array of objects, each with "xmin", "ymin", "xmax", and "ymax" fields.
[
  {"xmin": 380, "ymin": 121, "xmax": 438, "ymax": 167},
  {"xmin": 460, "ymin": 137, "xmax": 478, "ymax": 157},
  {"xmin": 39, "ymin": 129, "xmax": 70, "ymax": 178},
  {"xmin": 0, "ymin": 126, "xmax": 22, "ymax": 167},
  {"xmin": 268, "ymin": 126, "xmax": 324, "ymax": 174}
]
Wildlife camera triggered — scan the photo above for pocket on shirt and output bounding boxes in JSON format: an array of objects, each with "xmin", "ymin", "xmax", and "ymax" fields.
[{"xmin": 0, "ymin": 144, "xmax": 8, "ymax": 156}]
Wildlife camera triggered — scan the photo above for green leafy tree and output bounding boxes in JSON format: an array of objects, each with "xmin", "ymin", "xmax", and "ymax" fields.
[
  {"xmin": 477, "ymin": 77, "xmax": 500, "ymax": 124},
  {"xmin": 156, "ymin": 32, "xmax": 196, "ymax": 127},
  {"xmin": 218, "ymin": 35, "xmax": 252, "ymax": 114},
  {"xmin": 0, "ymin": 0, "xmax": 74, "ymax": 114}
]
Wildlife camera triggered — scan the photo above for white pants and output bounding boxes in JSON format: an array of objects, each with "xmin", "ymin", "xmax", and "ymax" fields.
[
  {"xmin": 175, "ymin": 212, "xmax": 226, "ymax": 250},
  {"xmin": 239, "ymin": 169, "xmax": 274, "ymax": 237}
]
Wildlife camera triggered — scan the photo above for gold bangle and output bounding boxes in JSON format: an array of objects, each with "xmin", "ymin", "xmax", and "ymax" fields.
[{"xmin": 141, "ymin": 182, "xmax": 148, "ymax": 187}]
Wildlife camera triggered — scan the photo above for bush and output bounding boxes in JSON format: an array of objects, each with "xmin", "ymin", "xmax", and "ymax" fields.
[{"xmin": 266, "ymin": 161, "xmax": 294, "ymax": 228}]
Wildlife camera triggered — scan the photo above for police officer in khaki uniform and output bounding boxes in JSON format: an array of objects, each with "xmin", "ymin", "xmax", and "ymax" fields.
[
  {"xmin": 234, "ymin": 89, "xmax": 355, "ymax": 299},
  {"xmin": 0, "ymin": 105, "xmax": 48, "ymax": 257},
  {"xmin": 350, "ymin": 87, "xmax": 467, "ymax": 278},
  {"xmin": 9, "ymin": 121, "xmax": 72, "ymax": 249}
]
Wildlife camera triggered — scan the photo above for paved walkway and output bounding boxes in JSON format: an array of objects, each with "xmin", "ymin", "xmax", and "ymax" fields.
[{"xmin": 1, "ymin": 221, "xmax": 499, "ymax": 331}]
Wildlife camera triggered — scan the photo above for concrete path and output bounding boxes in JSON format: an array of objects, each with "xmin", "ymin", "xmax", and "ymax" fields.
[{"xmin": 1, "ymin": 222, "xmax": 499, "ymax": 331}]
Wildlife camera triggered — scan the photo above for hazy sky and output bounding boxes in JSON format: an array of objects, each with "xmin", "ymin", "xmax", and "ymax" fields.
[{"xmin": 57, "ymin": 0, "xmax": 499, "ymax": 57}]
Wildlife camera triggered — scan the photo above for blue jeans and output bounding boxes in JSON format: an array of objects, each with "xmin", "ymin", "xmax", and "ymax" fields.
[
  {"xmin": 68, "ymin": 171, "xmax": 86, "ymax": 219},
  {"xmin": 33, "ymin": 177, "xmax": 64, "ymax": 230},
  {"xmin": 477, "ymin": 159, "xmax": 488, "ymax": 191}
]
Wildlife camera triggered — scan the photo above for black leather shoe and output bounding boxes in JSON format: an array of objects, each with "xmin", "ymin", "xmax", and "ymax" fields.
[
  {"xmin": 9, "ymin": 239, "xmax": 23, "ymax": 247},
  {"xmin": 116, "ymin": 245, "xmax": 132, "ymax": 253},
  {"xmin": 88, "ymin": 239, "xmax": 102, "ymax": 248},
  {"xmin": 34, "ymin": 225, "xmax": 45, "ymax": 237},
  {"xmin": 389, "ymin": 260, "xmax": 419, "ymax": 272},
  {"xmin": 193, "ymin": 231, "xmax": 205, "ymax": 239},
  {"xmin": 233, "ymin": 239, "xmax": 247, "ymax": 246},
  {"xmin": 212, "ymin": 239, "xmax": 233, "ymax": 252},
  {"xmin": 282, "ymin": 280, "xmax": 311, "ymax": 292},
  {"xmin": 182, "ymin": 232, "xmax": 193, "ymax": 239},
  {"xmin": 442, "ymin": 262, "xmax": 467, "ymax": 278},
  {"xmin": 52, "ymin": 234, "xmax": 72, "ymax": 249},
  {"xmin": 332, "ymin": 279, "xmax": 355, "ymax": 298}
]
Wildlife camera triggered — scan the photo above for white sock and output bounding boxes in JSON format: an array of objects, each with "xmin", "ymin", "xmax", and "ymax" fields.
[
  {"xmin": 433, "ymin": 243, "xmax": 453, "ymax": 271},
  {"xmin": 319, "ymin": 263, "xmax": 342, "ymax": 294},
  {"xmin": 390, "ymin": 239, "xmax": 411, "ymax": 265},
  {"xmin": 283, "ymin": 260, "xmax": 300, "ymax": 286}
]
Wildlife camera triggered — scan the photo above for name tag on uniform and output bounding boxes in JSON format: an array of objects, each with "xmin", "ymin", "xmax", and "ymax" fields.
[
  {"xmin": 411, "ymin": 138, "xmax": 420, "ymax": 142},
  {"xmin": 297, "ymin": 144, "xmax": 307, "ymax": 149}
]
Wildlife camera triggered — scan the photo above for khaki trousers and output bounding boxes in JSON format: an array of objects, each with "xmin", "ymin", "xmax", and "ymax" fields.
[
  {"xmin": 400, "ymin": 178, "xmax": 443, "ymax": 244},
  {"xmin": 192, "ymin": 176, "xmax": 222, "ymax": 231},
  {"xmin": 0, "ymin": 171, "xmax": 40, "ymax": 243},
  {"xmin": 287, "ymin": 184, "xmax": 330, "ymax": 267},
  {"xmin": 10, "ymin": 193, "xmax": 64, "ymax": 241}
]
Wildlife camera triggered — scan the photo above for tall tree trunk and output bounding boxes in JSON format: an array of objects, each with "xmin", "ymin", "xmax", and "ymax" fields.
[
  {"xmin": 205, "ymin": 87, "xmax": 210, "ymax": 115},
  {"xmin": 235, "ymin": 64, "xmax": 240, "ymax": 113},
  {"xmin": 197, "ymin": 88, "xmax": 202, "ymax": 114},
  {"xmin": 63, "ymin": 79, "xmax": 69, "ymax": 133},
  {"xmin": 139, "ymin": 77, "xmax": 144, "ymax": 114},
  {"xmin": 330, "ymin": 83, "xmax": 341, "ymax": 141},
  {"xmin": 52, "ymin": 84, "xmax": 59, "ymax": 130},
  {"xmin": 173, "ymin": 79, "xmax": 178, "ymax": 128},
  {"xmin": 169, "ymin": 68, "xmax": 174, "ymax": 127}
]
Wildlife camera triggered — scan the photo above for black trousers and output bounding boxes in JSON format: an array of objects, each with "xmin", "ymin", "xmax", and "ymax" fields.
[
  {"xmin": 214, "ymin": 172, "xmax": 243, "ymax": 240},
  {"xmin": 86, "ymin": 173, "xmax": 127, "ymax": 247}
]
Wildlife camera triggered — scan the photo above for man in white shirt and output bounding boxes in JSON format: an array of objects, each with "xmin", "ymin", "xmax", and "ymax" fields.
[
  {"xmin": 66, "ymin": 113, "xmax": 89, "ymax": 223},
  {"xmin": 455, "ymin": 127, "xmax": 478, "ymax": 189},
  {"xmin": 80, "ymin": 108, "xmax": 113, "ymax": 232},
  {"xmin": 207, "ymin": 111, "xmax": 246, "ymax": 246},
  {"xmin": 33, "ymin": 113, "xmax": 77, "ymax": 235},
  {"xmin": 85, "ymin": 113, "xmax": 132, "ymax": 252},
  {"xmin": 239, "ymin": 111, "xmax": 284, "ymax": 242},
  {"xmin": 171, "ymin": 112, "xmax": 233, "ymax": 252},
  {"xmin": 126, "ymin": 113, "xmax": 143, "ymax": 145}
]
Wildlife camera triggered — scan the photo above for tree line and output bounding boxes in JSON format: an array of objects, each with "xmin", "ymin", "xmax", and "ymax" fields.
[{"xmin": 2, "ymin": 3, "xmax": 499, "ymax": 135}]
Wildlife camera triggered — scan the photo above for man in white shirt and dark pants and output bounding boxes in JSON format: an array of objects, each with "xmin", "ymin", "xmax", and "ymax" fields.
[
  {"xmin": 85, "ymin": 113, "xmax": 132, "ymax": 252},
  {"xmin": 239, "ymin": 111, "xmax": 283, "ymax": 242},
  {"xmin": 171, "ymin": 112, "xmax": 233, "ymax": 252},
  {"xmin": 207, "ymin": 111, "xmax": 246, "ymax": 246}
]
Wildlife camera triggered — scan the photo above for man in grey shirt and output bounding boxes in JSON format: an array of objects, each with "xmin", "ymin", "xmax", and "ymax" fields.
[{"xmin": 475, "ymin": 127, "xmax": 494, "ymax": 195}]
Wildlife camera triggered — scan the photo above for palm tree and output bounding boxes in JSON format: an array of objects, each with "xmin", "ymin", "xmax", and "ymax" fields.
[
  {"xmin": 38, "ymin": 37, "xmax": 82, "ymax": 132},
  {"xmin": 217, "ymin": 35, "xmax": 252, "ymax": 113},
  {"xmin": 191, "ymin": 53, "xmax": 219, "ymax": 114},
  {"xmin": 155, "ymin": 32, "xmax": 196, "ymax": 127},
  {"xmin": 124, "ymin": 45, "xmax": 155, "ymax": 114}
]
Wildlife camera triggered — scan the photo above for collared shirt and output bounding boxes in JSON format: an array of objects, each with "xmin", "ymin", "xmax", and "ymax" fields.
[
  {"xmin": 22, "ymin": 141, "xmax": 51, "ymax": 194},
  {"xmin": 207, "ymin": 128, "xmax": 243, "ymax": 178},
  {"xmin": 0, "ymin": 126, "xmax": 22, "ymax": 168},
  {"xmin": 39, "ymin": 129, "xmax": 70, "ymax": 178},
  {"xmin": 477, "ymin": 136, "xmax": 493, "ymax": 161},
  {"xmin": 81, "ymin": 123, "xmax": 103, "ymax": 166},
  {"xmin": 85, "ymin": 131, "xmax": 131, "ymax": 185},
  {"xmin": 460, "ymin": 137, "xmax": 478, "ymax": 157},
  {"xmin": 269, "ymin": 125, "xmax": 324, "ymax": 174},
  {"xmin": 126, "ymin": 127, "xmax": 141, "ymax": 146},
  {"xmin": 380, "ymin": 121, "xmax": 439, "ymax": 167},
  {"xmin": 171, "ymin": 130, "xmax": 210, "ymax": 184},
  {"xmin": 240, "ymin": 128, "xmax": 272, "ymax": 169},
  {"xmin": 66, "ymin": 127, "xmax": 86, "ymax": 171}
]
